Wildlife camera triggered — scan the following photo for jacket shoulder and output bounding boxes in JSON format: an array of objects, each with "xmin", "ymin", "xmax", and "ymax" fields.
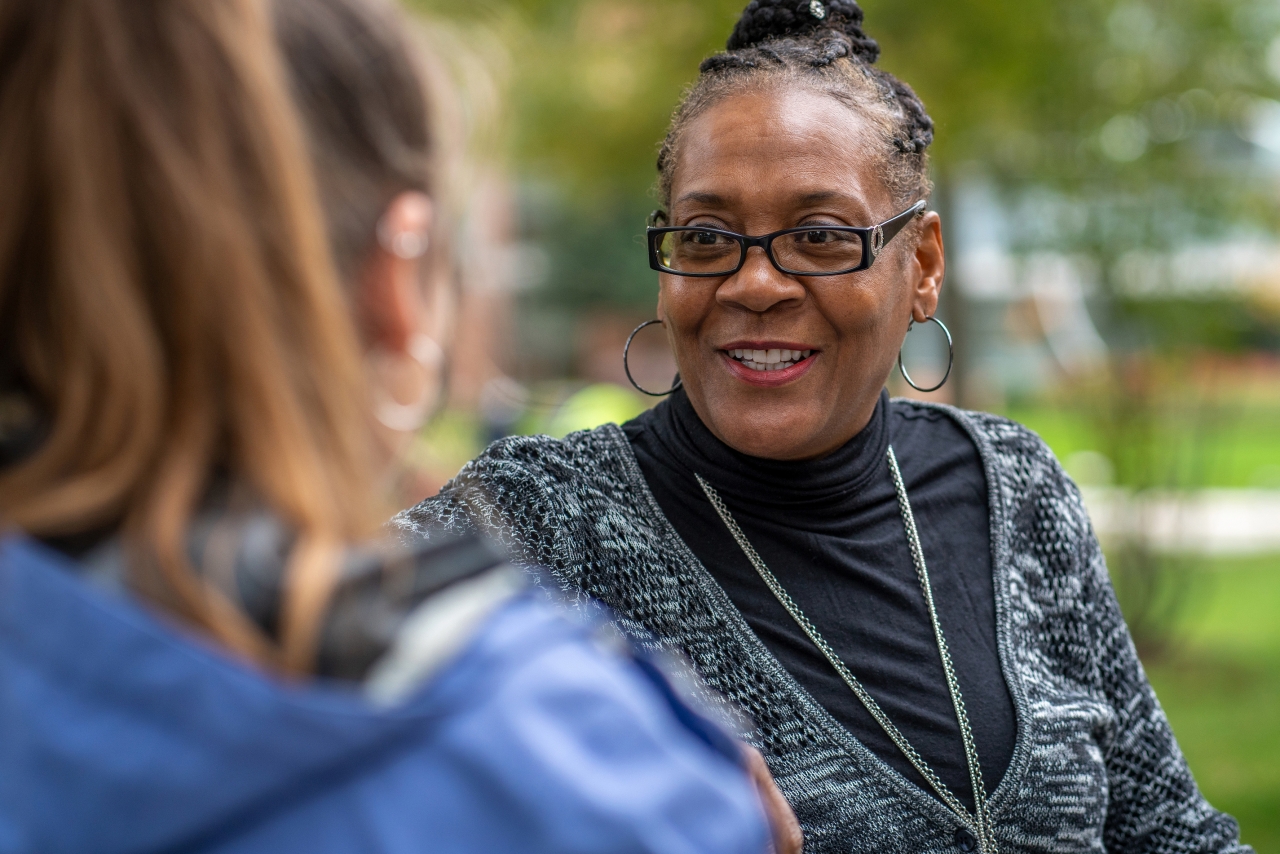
[
  {"xmin": 895, "ymin": 399, "xmax": 1094, "ymax": 579},
  {"xmin": 394, "ymin": 426, "xmax": 631, "ymax": 566},
  {"xmin": 893, "ymin": 399, "xmax": 1072, "ymax": 502},
  {"xmin": 465, "ymin": 426, "xmax": 629, "ymax": 481},
  {"xmin": 892, "ymin": 398, "xmax": 1056, "ymax": 464}
]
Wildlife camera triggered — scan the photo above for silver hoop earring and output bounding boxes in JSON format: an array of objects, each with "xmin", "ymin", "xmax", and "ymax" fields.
[
  {"xmin": 898, "ymin": 316, "xmax": 954, "ymax": 394},
  {"xmin": 377, "ymin": 217, "xmax": 430, "ymax": 260},
  {"xmin": 374, "ymin": 333, "xmax": 445, "ymax": 432},
  {"xmin": 624, "ymin": 320, "xmax": 682, "ymax": 397}
]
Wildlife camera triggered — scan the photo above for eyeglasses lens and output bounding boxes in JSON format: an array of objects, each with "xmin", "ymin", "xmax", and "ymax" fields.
[
  {"xmin": 657, "ymin": 229, "xmax": 739, "ymax": 275},
  {"xmin": 774, "ymin": 229, "xmax": 864, "ymax": 274},
  {"xmin": 657, "ymin": 228, "xmax": 864, "ymax": 275}
]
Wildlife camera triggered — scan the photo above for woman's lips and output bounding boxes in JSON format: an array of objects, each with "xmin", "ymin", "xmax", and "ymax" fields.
[{"xmin": 719, "ymin": 347, "xmax": 818, "ymax": 386}]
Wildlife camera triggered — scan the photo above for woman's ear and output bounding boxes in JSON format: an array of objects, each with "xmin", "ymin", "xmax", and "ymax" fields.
[
  {"xmin": 358, "ymin": 191, "xmax": 434, "ymax": 355},
  {"xmin": 910, "ymin": 211, "xmax": 945, "ymax": 324}
]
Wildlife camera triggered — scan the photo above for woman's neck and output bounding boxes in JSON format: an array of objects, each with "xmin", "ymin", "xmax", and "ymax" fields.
[{"xmin": 640, "ymin": 388, "xmax": 892, "ymax": 514}]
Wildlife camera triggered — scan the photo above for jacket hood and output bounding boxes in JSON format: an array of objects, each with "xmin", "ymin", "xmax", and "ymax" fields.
[{"xmin": 0, "ymin": 535, "xmax": 437, "ymax": 854}]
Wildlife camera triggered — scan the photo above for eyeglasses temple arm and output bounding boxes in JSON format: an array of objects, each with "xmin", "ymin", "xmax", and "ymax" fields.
[{"xmin": 879, "ymin": 200, "xmax": 928, "ymax": 247}]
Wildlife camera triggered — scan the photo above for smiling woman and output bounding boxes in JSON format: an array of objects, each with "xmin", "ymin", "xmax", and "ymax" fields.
[
  {"xmin": 401, "ymin": 1, "xmax": 1251, "ymax": 852},
  {"xmin": 651, "ymin": 82, "xmax": 940, "ymax": 461}
]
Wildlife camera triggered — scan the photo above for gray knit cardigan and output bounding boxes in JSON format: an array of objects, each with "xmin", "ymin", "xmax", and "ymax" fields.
[{"xmin": 397, "ymin": 402, "xmax": 1249, "ymax": 854}]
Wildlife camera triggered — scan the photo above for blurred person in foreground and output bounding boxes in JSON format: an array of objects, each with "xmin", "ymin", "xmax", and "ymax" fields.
[
  {"xmin": 0, "ymin": 1, "xmax": 775, "ymax": 852},
  {"xmin": 401, "ymin": 1, "xmax": 1252, "ymax": 852}
]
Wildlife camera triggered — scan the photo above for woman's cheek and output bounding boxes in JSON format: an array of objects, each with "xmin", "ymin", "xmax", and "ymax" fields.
[{"xmin": 661, "ymin": 281, "xmax": 717, "ymax": 357}]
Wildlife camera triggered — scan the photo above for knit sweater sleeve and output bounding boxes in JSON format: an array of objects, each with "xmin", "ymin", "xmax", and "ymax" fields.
[
  {"xmin": 393, "ymin": 435, "xmax": 569, "ymax": 574},
  {"xmin": 980, "ymin": 414, "xmax": 1250, "ymax": 854}
]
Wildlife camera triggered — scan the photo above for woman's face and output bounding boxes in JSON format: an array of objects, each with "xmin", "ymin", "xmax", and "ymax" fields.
[
  {"xmin": 357, "ymin": 191, "xmax": 448, "ymax": 465},
  {"xmin": 660, "ymin": 86, "xmax": 945, "ymax": 461}
]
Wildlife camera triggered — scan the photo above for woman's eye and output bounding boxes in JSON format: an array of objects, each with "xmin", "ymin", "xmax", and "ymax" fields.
[
  {"xmin": 800, "ymin": 229, "xmax": 850, "ymax": 244},
  {"xmin": 682, "ymin": 230, "xmax": 726, "ymax": 245}
]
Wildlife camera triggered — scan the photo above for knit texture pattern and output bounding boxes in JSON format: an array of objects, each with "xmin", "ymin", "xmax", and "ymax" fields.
[{"xmin": 397, "ymin": 402, "xmax": 1250, "ymax": 854}]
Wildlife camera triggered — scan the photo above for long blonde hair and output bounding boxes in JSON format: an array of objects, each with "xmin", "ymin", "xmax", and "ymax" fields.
[{"xmin": 0, "ymin": 0, "xmax": 382, "ymax": 670}]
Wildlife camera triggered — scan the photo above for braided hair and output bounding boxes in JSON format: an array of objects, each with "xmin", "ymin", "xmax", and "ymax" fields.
[{"xmin": 657, "ymin": 0, "xmax": 934, "ymax": 209}]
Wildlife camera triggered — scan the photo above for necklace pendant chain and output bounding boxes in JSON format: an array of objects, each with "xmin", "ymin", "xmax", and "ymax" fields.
[{"xmin": 697, "ymin": 447, "xmax": 997, "ymax": 853}]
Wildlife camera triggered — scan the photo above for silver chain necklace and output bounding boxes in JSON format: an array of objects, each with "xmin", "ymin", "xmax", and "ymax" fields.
[{"xmin": 696, "ymin": 446, "xmax": 996, "ymax": 853}]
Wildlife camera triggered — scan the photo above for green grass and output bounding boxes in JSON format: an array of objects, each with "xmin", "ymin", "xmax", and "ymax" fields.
[
  {"xmin": 1141, "ymin": 556, "xmax": 1280, "ymax": 852},
  {"xmin": 1004, "ymin": 404, "xmax": 1280, "ymax": 489}
]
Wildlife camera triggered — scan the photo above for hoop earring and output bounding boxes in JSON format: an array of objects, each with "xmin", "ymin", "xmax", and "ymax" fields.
[
  {"xmin": 373, "ymin": 333, "xmax": 445, "ymax": 432},
  {"xmin": 377, "ymin": 216, "xmax": 430, "ymax": 260},
  {"xmin": 624, "ymin": 320, "xmax": 682, "ymax": 397},
  {"xmin": 898, "ymin": 316, "xmax": 954, "ymax": 394}
]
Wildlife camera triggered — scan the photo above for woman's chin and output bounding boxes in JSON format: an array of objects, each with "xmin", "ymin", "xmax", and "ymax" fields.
[
  {"xmin": 699, "ymin": 401, "xmax": 834, "ymax": 461},
  {"xmin": 686, "ymin": 355, "xmax": 851, "ymax": 460},
  {"xmin": 716, "ymin": 426, "xmax": 828, "ymax": 461}
]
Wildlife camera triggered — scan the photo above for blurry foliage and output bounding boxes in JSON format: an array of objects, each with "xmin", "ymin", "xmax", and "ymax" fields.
[
  {"xmin": 1114, "ymin": 296, "xmax": 1280, "ymax": 352},
  {"xmin": 519, "ymin": 189, "xmax": 658, "ymax": 312},
  {"xmin": 872, "ymin": 1, "xmax": 1274, "ymax": 182},
  {"xmin": 412, "ymin": 0, "xmax": 1280, "ymax": 228},
  {"xmin": 406, "ymin": 0, "xmax": 749, "ymax": 314},
  {"xmin": 408, "ymin": 0, "xmax": 1280, "ymax": 337},
  {"xmin": 407, "ymin": 0, "xmax": 747, "ymax": 199}
]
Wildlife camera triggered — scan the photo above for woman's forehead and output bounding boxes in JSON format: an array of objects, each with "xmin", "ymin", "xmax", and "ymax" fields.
[
  {"xmin": 671, "ymin": 87, "xmax": 891, "ymax": 214},
  {"xmin": 673, "ymin": 186, "xmax": 880, "ymax": 223}
]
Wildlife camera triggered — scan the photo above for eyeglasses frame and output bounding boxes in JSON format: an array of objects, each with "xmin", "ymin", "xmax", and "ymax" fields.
[{"xmin": 647, "ymin": 200, "xmax": 927, "ymax": 278}]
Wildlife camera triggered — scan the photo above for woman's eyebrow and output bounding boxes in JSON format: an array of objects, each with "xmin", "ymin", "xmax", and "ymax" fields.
[
  {"xmin": 675, "ymin": 191, "xmax": 728, "ymax": 206},
  {"xmin": 795, "ymin": 190, "xmax": 859, "ymax": 206},
  {"xmin": 676, "ymin": 190, "xmax": 864, "ymax": 208}
]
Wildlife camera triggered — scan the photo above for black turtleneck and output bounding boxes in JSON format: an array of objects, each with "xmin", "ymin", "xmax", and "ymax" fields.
[{"xmin": 624, "ymin": 389, "xmax": 1016, "ymax": 812}]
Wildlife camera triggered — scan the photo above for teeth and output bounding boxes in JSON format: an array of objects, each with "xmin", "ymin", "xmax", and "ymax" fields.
[{"xmin": 727, "ymin": 347, "xmax": 815, "ymax": 372}]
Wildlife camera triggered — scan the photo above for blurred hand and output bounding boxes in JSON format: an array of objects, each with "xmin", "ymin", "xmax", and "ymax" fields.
[{"xmin": 742, "ymin": 744, "xmax": 803, "ymax": 854}]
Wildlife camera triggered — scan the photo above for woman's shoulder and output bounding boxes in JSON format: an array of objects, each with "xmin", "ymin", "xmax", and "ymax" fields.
[
  {"xmin": 440, "ymin": 425, "xmax": 634, "ymax": 504},
  {"xmin": 394, "ymin": 424, "xmax": 641, "ymax": 556},
  {"xmin": 890, "ymin": 398, "xmax": 1064, "ymax": 475},
  {"xmin": 890, "ymin": 398, "xmax": 1088, "ymax": 530},
  {"xmin": 467, "ymin": 424, "xmax": 633, "ymax": 477}
]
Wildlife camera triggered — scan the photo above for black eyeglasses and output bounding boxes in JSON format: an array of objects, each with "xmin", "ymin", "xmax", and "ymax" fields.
[{"xmin": 647, "ymin": 200, "xmax": 926, "ymax": 278}]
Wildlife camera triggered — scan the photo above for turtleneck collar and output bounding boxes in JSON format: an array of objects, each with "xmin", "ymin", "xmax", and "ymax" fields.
[{"xmin": 636, "ymin": 387, "xmax": 891, "ymax": 515}]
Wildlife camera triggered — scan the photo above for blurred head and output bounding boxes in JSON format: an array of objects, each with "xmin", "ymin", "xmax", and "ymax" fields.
[
  {"xmin": 653, "ymin": 0, "xmax": 946, "ymax": 461},
  {"xmin": 275, "ymin": 0, "xmax": 450, "ymax": 463},
  {"xmin": 0, "ymin": 0, "xmax": 445, "ymax": 671}
]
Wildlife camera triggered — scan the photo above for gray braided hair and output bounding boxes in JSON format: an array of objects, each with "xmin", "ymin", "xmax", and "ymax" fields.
[{"xmin": 657, "ymin": 0, "xmax": 934, "ymax": 208}]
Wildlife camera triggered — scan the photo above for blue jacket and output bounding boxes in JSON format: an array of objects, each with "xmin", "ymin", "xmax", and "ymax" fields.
[{"xmin": 0, "ymin": 535, "xmax": 769, "ymax": 854}]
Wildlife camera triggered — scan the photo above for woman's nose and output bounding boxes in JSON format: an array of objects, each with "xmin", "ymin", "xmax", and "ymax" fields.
[{"xmin": 716, "ymin": 246, "xmax": 806, "ymax": 313}]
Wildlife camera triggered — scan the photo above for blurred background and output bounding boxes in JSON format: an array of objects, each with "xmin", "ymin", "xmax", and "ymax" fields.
[{"xmin": 404, "ymin": 0, "xmax": 1280, "ymax": 843}]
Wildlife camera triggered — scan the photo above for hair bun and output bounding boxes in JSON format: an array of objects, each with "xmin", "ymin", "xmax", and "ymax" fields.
[{"xmin": 726, "ymin": 0, "xmax": 880, "ymax": 63}]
